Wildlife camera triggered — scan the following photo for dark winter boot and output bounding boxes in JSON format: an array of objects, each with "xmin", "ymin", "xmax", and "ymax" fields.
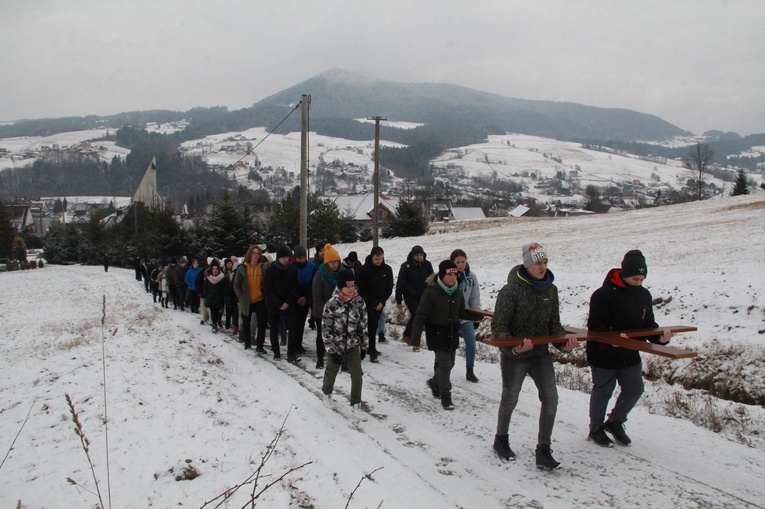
[
  {"xmin": 492, "ymin": 434, "xmax": 516, "ymax": 461},
  {"xmin": 441, "ymin": 392, "xmax": 454, "ymax": 410},
  {"xmin": 315, "ymin": 356, "xmax": 324, "ymax": 370},
  {"xmin": 426, "ymin": 378, "xmax": 440, "ymax": 399},
  {"xmin": 588, "ymin": 424, "xmax": 615, "ymax": 448},
  {"xmin": 378, "ymin": 331, "xmax": 387, "ymax": 343},
  {"xmin": 466, "ymin": 368, "xmax": 479, "ymax": 383},
  {"xmin": 604, "ymin": 419, "xmax": 632, "ymax": 446},
  {"xmin": 535, "ymin": 445, "xmax": 561, "ymax": 470}
]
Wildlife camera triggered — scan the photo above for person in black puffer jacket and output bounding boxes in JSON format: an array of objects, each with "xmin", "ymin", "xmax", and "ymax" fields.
[
  {"xmin": 586, "ymin": 250, "xmax": 672, "ymax": 448},
  {"xmin": 203, "ymin": 259, "xmax": 227, "ymax": 333},
  {"xmin": 357, "ymin": 246, "xmax": 394, "ymax": 363},
  {"xmin": 396, "ymin": 245, "xmax": 434, "ymax": 349}
]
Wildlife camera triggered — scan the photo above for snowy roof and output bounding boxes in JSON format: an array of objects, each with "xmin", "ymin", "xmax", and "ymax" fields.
[
  {"xmin": 509, "ymin": 204, "xmax": 531, "ymax": 217},
  {"xmin": 332, "ymin": 194, "xmax": 399, "ymax": 221},
  {"xmin": 450, "ymin": 207, "xmax": 486, "ymax": 221}
]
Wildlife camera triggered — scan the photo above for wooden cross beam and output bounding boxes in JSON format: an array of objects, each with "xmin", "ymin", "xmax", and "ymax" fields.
[{"xmin": 467, "ymin": 309, "xmax": 698, "ymax": 359}]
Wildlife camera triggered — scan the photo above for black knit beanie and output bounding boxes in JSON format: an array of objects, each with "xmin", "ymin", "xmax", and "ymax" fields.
[{"xmin": 621, "ymin": 250, "xmax": 647, "ymax": 278}]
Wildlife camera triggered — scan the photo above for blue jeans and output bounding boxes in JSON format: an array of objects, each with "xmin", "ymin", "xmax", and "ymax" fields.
[
  {"xmin": 459, "ymin": 322, "xmax": 477, "ymax": 369},
  {"xmin": 496, "ymin": 354, "xmax": 559, "ymax": 447},
  {"xmin": 589, "ymin": 363, "xmax": 644, "ymax": 427}
]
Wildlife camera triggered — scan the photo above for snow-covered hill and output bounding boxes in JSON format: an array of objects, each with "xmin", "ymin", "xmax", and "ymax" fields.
[{"xmin": 1, "ymin": 194, "xmax": 764, "ymax": 508}]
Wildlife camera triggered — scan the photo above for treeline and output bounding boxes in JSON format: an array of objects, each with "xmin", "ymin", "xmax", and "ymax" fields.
[{"xmin": 40, "ymin": 188, "xmax": 428, "ymax": 266}]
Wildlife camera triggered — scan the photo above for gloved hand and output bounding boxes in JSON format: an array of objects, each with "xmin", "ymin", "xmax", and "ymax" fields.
[
  {"xmin": 360, "ymin": 349, "xmax": 367, "ymax": 361},
  {"xmin": 473, "ymin": 322, "xmax": 480, "ymax": 330},
  {"xmin": 330, "ymin": 353, "xmax": 344, "ymax": 366}
]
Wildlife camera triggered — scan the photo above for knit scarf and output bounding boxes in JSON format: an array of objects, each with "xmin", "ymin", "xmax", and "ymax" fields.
[
  {"xmin": 437, "ymin": 276, "xmax": 459, "ymax": 295},
  {"xmin": 338, "ymin": 289, "xmax": 358, "ymax": 302},
  {"xmin": 319, "ymin": 263, "xmax": 339, "ymax": 286},
  {"xmin": 517, "ymin": 266, "xmax": 554, "ymax": 292},
  {"xmin": 206, "ymin": 271, "xmax": 224, "ymax": 285}
]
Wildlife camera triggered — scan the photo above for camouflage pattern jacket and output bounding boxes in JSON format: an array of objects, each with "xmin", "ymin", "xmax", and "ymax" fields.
[
  {"xmin": 321, "ymin": 288, "xmax": 368, "ymax": 355},
  {"xmin": 491, "ymin": 264, "xmax": 564, "ymax": 359}
]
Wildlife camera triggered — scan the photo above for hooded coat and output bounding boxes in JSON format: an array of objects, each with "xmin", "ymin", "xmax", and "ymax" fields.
[
  {"xmin": 586, "ymin": 268, "xmax": 660, "ymax": 369},
  {"xmin": 395, "ymin": 246, "xmax": 434, "ymax": 305},
  {"xmin": 411, "ymin": 274, "xmax": 475, "ymax": 352}
]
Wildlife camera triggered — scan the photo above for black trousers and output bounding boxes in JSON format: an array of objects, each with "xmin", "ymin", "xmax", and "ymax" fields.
[
  {"xmin": 269, "ymin": 309, "xmax": 297, "ymax": 359},
  {"xmin": 240, "ymin": 301, "xmax": 267, "ymax": 349},
  {"xmin": 367, "ymin": 306, "xmax": 383, "ymax": 354}
]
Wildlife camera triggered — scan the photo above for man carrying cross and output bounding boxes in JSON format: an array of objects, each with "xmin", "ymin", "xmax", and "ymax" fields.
[
  {"xmin": 491, "ymin": 242, "xmax": 578, "ymax": 470},
  {"xmin": 587, "ymin": 249, "xmax": 672, "ymax": 448}
]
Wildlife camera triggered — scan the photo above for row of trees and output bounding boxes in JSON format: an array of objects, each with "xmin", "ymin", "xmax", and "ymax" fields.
[{"xmin": 38, "ymin": 187, "xmax": 429, "ymax": 266}]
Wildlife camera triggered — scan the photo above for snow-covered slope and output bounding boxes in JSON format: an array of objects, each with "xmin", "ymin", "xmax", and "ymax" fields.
[{"xmin": 1, "ymin": 195, "xmax": 764, "ymax": 508}]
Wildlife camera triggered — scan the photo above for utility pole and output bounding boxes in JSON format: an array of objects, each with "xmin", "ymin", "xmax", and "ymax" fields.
[
  {"xmin": 368, "ymin": 116, "xmax": 386, "ymax": 246},
  {"xmin": 300, "ymin": 95, "xmax": 311, "ymax": 250}
]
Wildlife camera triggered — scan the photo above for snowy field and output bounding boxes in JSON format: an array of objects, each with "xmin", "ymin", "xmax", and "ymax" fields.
[
  {"xmin": 1, "ymin": 194, "xmax": 764, "ymax": 508},
  {"xmin": 432, "ymin": 134, "xmax": 765, "ymax": 204},
  {"xmin": 0, "ymin": 128, "xmax": 129, "ymax": 170},
  {"xmin": 180, "ymin": 127, "xmax": 407, "ymax": 188}
]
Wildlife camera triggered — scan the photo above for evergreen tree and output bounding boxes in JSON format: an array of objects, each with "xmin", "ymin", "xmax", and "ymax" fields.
[
  {"xmin": 731, "ymin": 168, "xmax": 750, "ymax": 196},
  {"xmin": 0, "ymin": 202, "xmax": 14, "ymax": 258},
  {"xmin": 194, "ymin": 190, "xmax": 258, "ymax": 258},
  {"xmin": 309, "ymin": 196, "xmax": 342, "ymax": 246},
  {"xmin": 337, "ymin": 211, "xmax": 358, "ymax": 243},
  {"xmin": 387, "ymin": 195, "xmax": 429, "ymax": 237},
  {"xmin": 267, "ymin": 190, "xmax": 301, "ymax": 249},
  {"xmin": 43, "ymin": 223, "xmax": 82, "ymax": 264},
  {"xmin": 267, "ymin": 188, "xmax": 343, "ymax": 249}
]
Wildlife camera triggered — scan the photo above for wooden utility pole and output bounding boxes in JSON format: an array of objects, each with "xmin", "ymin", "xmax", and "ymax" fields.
[
  {"xmin": 300, "ymin": 95, "xmax": 310, "ymax": 249},
  {"xmin": 368, "ymin": 116, "xmax": 386, "ymax": 246}
]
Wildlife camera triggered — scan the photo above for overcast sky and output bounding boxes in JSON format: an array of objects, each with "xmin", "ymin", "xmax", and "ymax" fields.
[{"xmin": 2, "ymin": 0, "xmax": 763, "ymax": 135}]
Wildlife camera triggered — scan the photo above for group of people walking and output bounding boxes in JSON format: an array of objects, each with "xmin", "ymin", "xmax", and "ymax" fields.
[{"xmin": 132, "ymin": 242, "xmax": 670, "ymax": 471}]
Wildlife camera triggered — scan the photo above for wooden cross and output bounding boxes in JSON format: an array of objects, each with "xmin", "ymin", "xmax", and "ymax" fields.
[{"xmin": 467, "ymin": 309, "xmax": 698, "ymax": 359}]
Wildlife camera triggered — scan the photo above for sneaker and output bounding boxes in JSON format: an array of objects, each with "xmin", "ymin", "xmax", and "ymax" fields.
[
  {"xmin": 288, "ymin": 356, "xmax": 302, "ymax": 364},
  {"xmin": 426, "ymin": 378, "xmax": 440, "ymax": 398},
  {"xmin": 441, "ymin": 392, "xmax": 455, "ymax": 410},
  {"xmin": 492, "ymin": 435, "xmax": 516, "ymax": 461},
  {"xmin": 604, "ymin": 420, "xmax": 632, "ymax": 446},
  {"xmin": 255, "ymin": 347, "xmax": 267, "ymax": 355},
  {"xmin": 369, "ymin": 354, "xmax": 379, "ymax": 364},
  {"xmin": 587, "ymin": 424, "xmax": 614, "ymax": 448},
  {"xmin": 535, "ymin": 445, "xmax": 561, "ymax": 470},
  {"xmin": 466, "ymin": 368, "xmax": 479, "ymax": 383}
]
